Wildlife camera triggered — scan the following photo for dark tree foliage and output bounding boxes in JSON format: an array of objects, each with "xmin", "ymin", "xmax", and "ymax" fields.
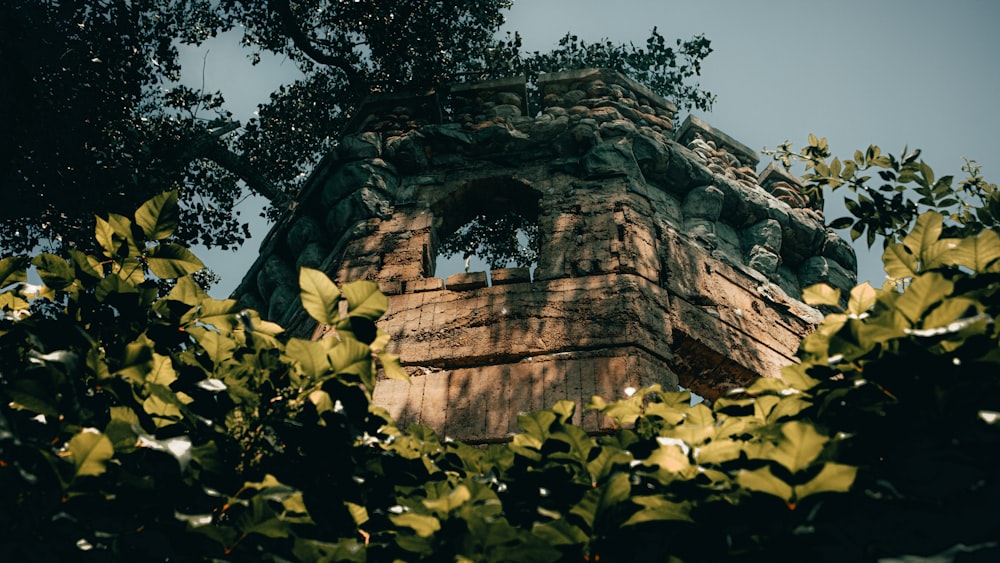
[
  {"xmin": 0, "ymin": 0, "xmax": 255, "ymax": 254},
  {"xmin": 2, "ymin": 0, "xmax": 715, "ymax": 256}
]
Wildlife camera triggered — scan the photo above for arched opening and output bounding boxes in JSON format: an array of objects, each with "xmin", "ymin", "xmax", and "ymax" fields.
[{"xmin": 431, "ymin": 178, "xmax": 542, "ymax": 282}]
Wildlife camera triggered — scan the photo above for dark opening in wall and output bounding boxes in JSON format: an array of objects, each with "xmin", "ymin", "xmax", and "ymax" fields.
[{"xmin": 431, "ymin": 177, "xmax": 542, "ymax": 281}]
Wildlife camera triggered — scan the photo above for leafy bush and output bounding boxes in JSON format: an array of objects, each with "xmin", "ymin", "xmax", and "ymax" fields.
[{"xmin": 2, "ymin": 192, "xmax": 998, "ymax": 561}]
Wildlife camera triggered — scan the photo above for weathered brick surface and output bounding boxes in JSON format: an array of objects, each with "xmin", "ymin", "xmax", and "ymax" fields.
[{"xmin": 234, "ymin": 69, "xmax": 855, "ymax": 441}]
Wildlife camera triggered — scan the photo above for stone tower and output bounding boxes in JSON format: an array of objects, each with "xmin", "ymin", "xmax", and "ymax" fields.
[{"xmin": 233, "ymin": 69, "xmax": 857, "ymax": 443}]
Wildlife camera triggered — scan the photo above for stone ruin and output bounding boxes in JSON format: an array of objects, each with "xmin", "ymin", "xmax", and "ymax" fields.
[{"xmin": 233, "ymin": 68, "xmax": 857, "ymax": 443}]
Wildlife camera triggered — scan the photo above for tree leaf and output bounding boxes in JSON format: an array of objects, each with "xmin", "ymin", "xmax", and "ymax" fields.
[
  {"xmin": 390, "ymin": 512, "xmax": 441, "ymax": 538},
  {"xmin": 795, "ymin": 462, "xmax": 857, "ymax": 499},
  {"xmin": 737, "ymin": 466, "xmax": 793, "ymax": 502},
  {"xmin": 950, "ymin": 229, "xmax": 1000, "ymax": 272},
  {"xmin": 286, "ymin": 338, "xmax": 331, "ymax": 378},
  {"xmin": 299, "ymin": 267, "xmax": 341, "ymax": 325},
  {"xmin": 341, "ymin": 280, "xmax": 387, "ymax": 321},
  {"xmin": 68, "ymin": 249, "xmax": 103, "ymax": 281},
  {"xmin": 764, "ymin": 420, "xmax": 828, "ymax": 473},
  {"xmin": 423, "ymin": 484, "xmax": 471, "ymax": 515},
  {"xmin": 894, "ymin": 272, "xmax": 954, "ymax": 325},
  {"xmin": 31, "ymin": 253, "xmax": 76, "ymax": 290},
  {"xmin": 135, "ymin": 190, "xmax": 180, "ymax": 241},
  {"xmin": 883, "ymin": 243, "xmax": 917, "ymax": 279},
  {"xmin": 167, "ymin": 276, "xmax": 208, "ymax": 306},
  {"xmin": 847, "ymin": 282, "xmax": 877, "ymax": 317},
  {"xmin": 802, "ymin": 283, "xmax": 841, "ymax": 307},
  {"xmin": 0, "ymin": 256, "xmax": 28, "ymax": 288},
  {"xmin": 903, "ymin": 211, "xmax": 943, "ymax": 259},
  {"xmin": 327, "ymin": 338, "xmax": 374, "ymax": 380},
  {"xmin": 570, "ymin": 472, "xmax": 631, "ymax": 530},
  {"xmin": 378, "ymin": 352, "xmax": 410, "ymax": 381},
  {"xmin": 146, "ymin": 243, "xmax": 204, "ymax": 278},
  {"xmin": 828, "ymin": 217, "xmax": 853, "ymax": 230},
  {"xmin": 622, "ymin": 495, "xmax": 692, "ymax": 526},
  {"xmin": 68, "ymin": 430, "xmax": 114, "ymax": 478}
]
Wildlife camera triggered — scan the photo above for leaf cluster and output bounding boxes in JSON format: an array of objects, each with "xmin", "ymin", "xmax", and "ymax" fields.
[
  {"xmin": 766, "ymin": 136, "xmax": 1000, "ymax": 247},
  {"xmin": 486, "ymin": 27, "xmax": 716, "ymax": 113},
  {"xmin": 8, "ymin": 192, "xmax": 997, "ymax": 560}
]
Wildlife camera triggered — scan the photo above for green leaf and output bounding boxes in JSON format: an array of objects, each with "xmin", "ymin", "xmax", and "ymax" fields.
[
  {"xmin": 341, "ymin": 280, "xmax": 387, "ymax": 321},
  {"xmin": 390, "ymin": 512, "xmax": 441, "ymax": 537},
  {"xmin": 379, "ymin": 352, "xmax": 410, "ymax": 381},
  {"xmin": 68, "ymin": 431, "xmax": 114, "ymax": 478},
  {"xmin": 147, "ymin": 353, "xmax": 178, "ymax": 387},
  {"xmin": 903, "ymin": 211, "xmax": 943, "ymax": 259},
  {"xmin": 738, "ymin": 466, "xmax": 793, "ymax": 502},
  {"xmin": 328, "ymin": 338, "xmax": 373, "ymax": 377},
  {"xmin": 146, "ymin": 243, "xmax": 204, "ymax": 278},
  {"xmin": 286, "ymin": 338, "xmax": 332, "ymax": 379},
  {"xmin": 894, "ymin": 272, "xmax": 954, "ymax": 325},
  {"xmin": 95, "ymin": 216, "xmax": 117, "ymax": 257},
  {"xmin": 764, "ymin": 420, "xmax": 828, "ymax": 473},
  {"xmin": 531, "ymin": 519, "xmax": 589, "ymax": 546},
  {"xmin": 31, "ymin": 253, "xmax": 75, "ymax": 290},
  {"xmin": 847, "ymin": 283, "xmax": 877, "ymax": 317},
  {"xmin": 345, "ymin": 502, "xmax": 369, "ymax": 527},
  {"xmin": 923, "ymin": 297, "xmax": 979, "ymax": 331},
  {"xmin": 883, "ymin": 243, "xmax": 918, "ymax": 279},
  {"xmin": 423, "ymin": 484, "xmax": 471, "ymax": 515},
  {"xmin": 950, "ymin": 229, "xmax": 1000, "ymax": 272},
  {"xmin": 570, "ymin": 472, "xmax": 631, "ymax": 529},
  {"xmin": 622, "ymin": 495, "xmax": 691, "ymax": 526},
  {"xmin": 143, "ymin": 394, "xmax": 183, "ymax": 427},
  {"xmin": 95, "ymin": 274, "xmax": 138, "ymax": 302},
  {"xmin": 0, "ymin": 256, "xmax": 28, "ymax": 288},
  {"xmin": 517, "ymin": 410, "xmax": 557, "ymax": 441},
  {"xmin": 68, "ymin": 249, "xmax": 102, "ymax": 281},
  {"xmin": 795, "ymin": 462, "xmax": 857, "ymax": 499},
  {"xmin": 802, "ymin": 284, "xmax": 841, "ymax": 307},
  {"xmin": 167, "ymin": 276, "xmax": 207, "ymax": 305},
  {"xmin": 237, "ymin": 496, "xmax": 291, "ymax": 539},
  {"xmin": 299, "ymin": 267, "xmax": 341, "ymax": 325},
  {"xmin": 134, "ymin": 190, "xmax": 180, "ymax": 240},
  {"xmin": 188, "ymin": 326, "xmax": 237, "ymax": 366},
  {"xmin": 828, "ymin": 217, "xmax": 853, "ymax": 230}
]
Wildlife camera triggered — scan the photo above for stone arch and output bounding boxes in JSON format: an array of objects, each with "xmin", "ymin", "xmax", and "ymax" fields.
[{"xmin": 429, "ymin": 177, "xmax": 543, "ymax": 275}]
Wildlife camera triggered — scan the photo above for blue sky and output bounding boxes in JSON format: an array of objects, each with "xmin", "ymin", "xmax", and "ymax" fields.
[{"xmin": 180, "ymin": 0, "xmax": 1000, "ymax": 297}]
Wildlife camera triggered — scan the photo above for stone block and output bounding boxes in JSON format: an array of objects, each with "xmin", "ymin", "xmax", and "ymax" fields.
[
  {"xmin": 338, "ymin": 131, "xmax": 382, "ymax": 161},
  {"xmin": 378, "ymin": 280, "xmax": 403, "ymax": 295},
  {"xmin": 676, "ymin": 115, "xmax": 758, "ymax": 168},
  {"xmin": 295, "ymin": 242, "xmax": 330, "ymax": 270},
  {"xmin": 491, "ymin": 267, "xmax": 531, "ymax": 285},
  {"xmin": 798, "ymin": 256, "xmax": 857, "ymax": 294},
  {"xmin": 821, "ymin": 229, "xmax": 857, "ymax": 272},
  {"xmin": 682, "ymin": 185, "xmax": 724, "ymax": 221},
  {"xmin": 286, "ymin": 215, "xmax": 325, "ymax": 253},
  {"xmin": 445, "ymin": 271, "xmax": 488, "ymax": 291},
  {"xmin": 582, "ymin": 139, "xmax": 640, "ymax": 179},
  {"xmin": 406, "ymin": 277, "xmax": 444, "ymax": 293}
]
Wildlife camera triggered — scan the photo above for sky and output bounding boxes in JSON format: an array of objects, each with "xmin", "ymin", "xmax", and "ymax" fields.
[{"xmin": 179, "ymin": 0, "xmax": 1000, "ymax": 297}]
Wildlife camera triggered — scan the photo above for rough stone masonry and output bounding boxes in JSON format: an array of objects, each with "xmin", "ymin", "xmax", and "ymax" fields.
[{"xmin": 233, "ymin": 68, "xmax": 857, "ymax": 443}]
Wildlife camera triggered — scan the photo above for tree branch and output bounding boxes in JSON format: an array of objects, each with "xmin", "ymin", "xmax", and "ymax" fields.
[
  {"xmin": 267, "ymin": 0, "xmax": 367, "ymax": 95},
  {"xmin": 179, "ymin": 121, "xmax": 288, "ymax": 205}
]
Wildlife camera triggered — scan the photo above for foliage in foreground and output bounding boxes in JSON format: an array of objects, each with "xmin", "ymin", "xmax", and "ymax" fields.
[{"xmin": 1, "ymin": 192, "xmax": 999, "ymax": 561}]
